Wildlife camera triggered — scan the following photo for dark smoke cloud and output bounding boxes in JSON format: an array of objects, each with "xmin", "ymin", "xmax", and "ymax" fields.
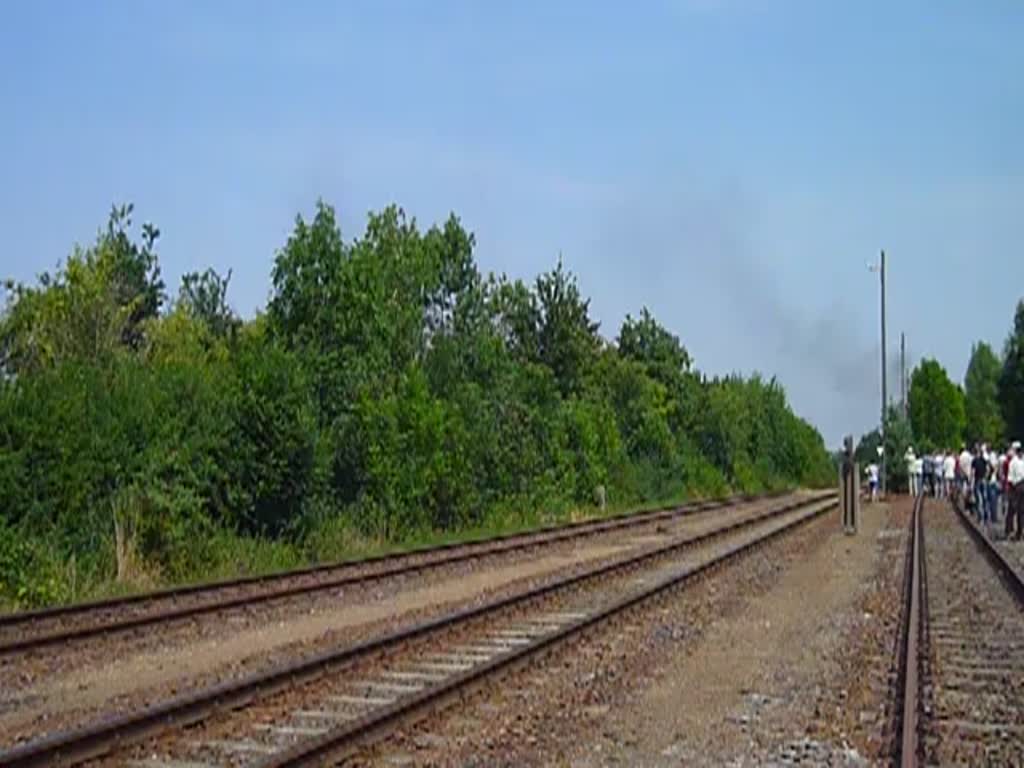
[{"xmin": 589, "ymin": 180, "xmax": 887, "ymax": 447}]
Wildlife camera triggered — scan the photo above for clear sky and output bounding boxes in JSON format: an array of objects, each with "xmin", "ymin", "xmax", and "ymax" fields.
[{"xmin": 2, "ymin": 1, "xmax": 1022, "ymax": 446}]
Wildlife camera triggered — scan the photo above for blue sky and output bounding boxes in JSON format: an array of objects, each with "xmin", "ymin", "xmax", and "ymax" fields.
[{"xmin": 2, "ymin": 1, "xmax": 1022, "ymax": 446}]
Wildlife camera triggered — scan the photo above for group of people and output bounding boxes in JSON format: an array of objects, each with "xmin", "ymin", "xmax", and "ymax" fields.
[{"xmin": 903, "ymin": 442, "xmax": 1024, "ymax": 538}]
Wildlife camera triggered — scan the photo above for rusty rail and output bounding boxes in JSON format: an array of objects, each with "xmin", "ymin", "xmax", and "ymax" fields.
[
  {"xmin": 259, "ymin": 497, "xmax": 838, "ymax": 767},
  {"xmin": 951, "ymin": 497, "xmax": 1024, "ymax": 606},
  {"xmin": 897, "ymin": 492, "xmax": 923, "ymax": 766},
  {"xmin": 0, "ymin": 492, "xmax": 798, "ymax": 656},
  {"xmin": 0, "ymin": 493, "xmax": 835, "ymax": 768}
]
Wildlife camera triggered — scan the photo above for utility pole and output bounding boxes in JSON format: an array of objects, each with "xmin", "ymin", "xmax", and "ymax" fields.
[
  {"xmin": 900, "ymin": 332, "xmax": 907, "ymax": 416},
  {"xmin": 868, "ymin": 251, "xmax": 888, "ymax": 495},
  {"xmin": 878, "ymin": 251, "xmax": 888, "ymax": 496}
]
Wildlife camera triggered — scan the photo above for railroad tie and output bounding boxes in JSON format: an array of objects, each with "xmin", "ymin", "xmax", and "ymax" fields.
[
  {"xmin": 491, "ymin": 629, "xmax": 540, "ymax": 639},
  {"xmin": 507, "ymin": 623, "xmax": 560, "ymax": 634},
  {"xmin": 449, "ymin": 645, "xmax": 501, "ymax": 656},
  {"xmin": 412, "ymin": 661, "xmax": 472, "ymax": 673},
  {"xmin": 381, "ymin": 670, "xmax": 448, "ymax": 682},
  {"xmin": 353, "ymin": 680, "xmax": 425, "ymax": 694},
  {"xmin": 529, "ymin": 612, "xmax": 586, "ymax": 623},
  {"xmin": 193, "ymin": 738, "xmax": 277, "ymax": 755},
  {"xmin": 327, "ymin": 693, "xmax": 396, "ymax": 707},
  {"xmin": 481, "ymin": 638, "xmax": 528, "ymax": 651},
  {"xmin": 424, "ymin": 653, "xmax": 488, "ymax": 665},
  {"xmin": 252, "ymin": 723, "xmax": 329, "ymax": 737},
  {"xmin": 293, "ymin": 709, "xmax": 358, "ymax": 722}
]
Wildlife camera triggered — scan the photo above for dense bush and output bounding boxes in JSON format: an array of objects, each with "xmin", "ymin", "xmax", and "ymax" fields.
[{"xmin": 0, "ymin": 202, "xmax": 835, "ymax": 608}]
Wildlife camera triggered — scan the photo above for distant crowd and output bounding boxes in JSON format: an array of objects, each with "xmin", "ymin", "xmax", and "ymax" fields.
[{"xmin": 902, "ymin": 443, "xmax": 1024, "ymax": 539}]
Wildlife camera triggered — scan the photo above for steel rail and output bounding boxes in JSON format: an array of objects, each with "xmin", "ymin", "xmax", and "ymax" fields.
[
  {"xmin": 896, "ymin": 492, "xmax": 923, "ymax": 767},
  {"xmin": 951, "ymin": 497, "xmax": 1024, "ymax": 606},
  {"xmin": 257, "ymin": 496, "xmax": 838, "ymax": 767},
  {"xmin": 894, "ymin": 494, "xmax": 1024, "ymax": 766},
  {"xmin": 894, "ymin": 493, "xmax": 1024, "ymax": 767},
  {"xmin": 0, "ymin": 492, "xmax": 797, "ymax": 656},
  {"xmin": 0, "ymin": 493, "xmax": 834, "ymax": 768}
]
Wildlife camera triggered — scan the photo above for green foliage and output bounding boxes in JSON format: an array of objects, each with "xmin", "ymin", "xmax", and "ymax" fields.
[
  {"xmin": 178, "ymin": 268, "xmax": 238, "ymax": 339},
  {"xmin": 963, "ymin": 341, "xmax": 1004, "ymax": 446},
  {"xmin": 533, "ymin": 261, "xmax": 601, "ymax": 396},
  {"xmin": 1, "ymin": 205, "xmax": 164, "ymax": 375},
  {"xmin": 618, "ymin": 307, "xmax": 691, "ymax": 379},
  {"xmin": 854, "ymin": 427, "xmax": 882, "ymax": 468},
  {"xmin": 222, "ymin": 321, "xmax": 317, "ymax": 536},
  {"xmin": 1000, "ymin": 301, "xmax": 1024, "ymax": 441},
  {"xmin": 883, "ymin": 406, "xmax": 914, "ymax": 492},
  {"xmin": 0, "ymin": 200, "xmax": 835, "ymax": 608},
  {"xmin": 909, "ymin": 358, "xmax": 965, "ymax": 450}
]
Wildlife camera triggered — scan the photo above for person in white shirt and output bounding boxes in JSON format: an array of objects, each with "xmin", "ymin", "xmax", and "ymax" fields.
[
  {"xmin": 985, "ymin": 445, "xmax": 999, "ymax": 521},
  {"xmin": 995, "ymin": 451, "xmax": 1007, "ymax": 522},
  {"xmin": 866, "ymin": 462, "xmax": 880, "ymax": 502},
  {"xmin": 1009, "ymin": 442, "xmax": 1024, "ymax": 541},
  {"xmin": 905, "ymin": 447, "xmax": 918, "ymax": 497},
  {"xmin": 958, "ymin": 445, "xmax": 973, "ymax": 497},
  {"xmin": 943, "ymin": 452, "xmax": 956, "ymax": 499},
  {"xmin": 912, "ymin": 454, "xmax": 924, "ymax": 497}
]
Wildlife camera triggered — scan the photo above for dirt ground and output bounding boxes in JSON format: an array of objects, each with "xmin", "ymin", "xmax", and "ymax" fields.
[
  {"xmin": 565, "ymin": 497, "xmax": 908, "ymax": 767},
  {"xmin": 373, "ymin": 498, "xmax": 910, "ymax": 767},
  {"xmin": 1, "ymin": 499, "xmax": 776, "ymax": 744}
]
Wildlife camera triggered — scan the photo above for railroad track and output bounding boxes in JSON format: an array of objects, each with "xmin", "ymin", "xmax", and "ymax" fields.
[
  {"xmin": 0, "ymin": 492, "xmax": 836, "ymax": 767},
  {"xmin": 0, "ymin": 491, "xmax": 795, "ymax": 657},
  {"xmin": 895, "ymin": 494, "xmax": 1024, "ymax": 766}
]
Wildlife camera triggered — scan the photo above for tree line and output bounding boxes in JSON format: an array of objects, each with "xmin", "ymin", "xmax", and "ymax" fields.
[
  {"xmin": 0, "ymin": 202, "xmax": 834, "ymax": 607},
  {"xmin": 855, "ymin": 302, "xmax": 1024, "ymax": 488}
]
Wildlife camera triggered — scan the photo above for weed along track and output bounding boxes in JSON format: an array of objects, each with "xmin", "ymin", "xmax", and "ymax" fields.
[
  {"xmin": 0, "ymin": 493, "xmax": 835, "ymax": 767},
  {"xmin": 0, "ymin": 493, "xmax": 795, "ymax": 659}
]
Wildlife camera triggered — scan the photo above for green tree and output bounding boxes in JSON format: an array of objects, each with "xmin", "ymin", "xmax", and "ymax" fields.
[
  {"xmin": 909, "ymin": 358, "xmax": 965, "ymax": 450},
  {"xmin": 883, "ymin": 405, "xmax": 915, "ymax": 492},
  {"xmin": 0, "ymin": 205, "xmax": 164, "ymax": 375},
  {"xmin": 534, "ymin": 260, "xmax": 601, "ymax": 396},
  {"xmin": 178, "ymin": 268, "xmax": 238, "ymax": 339},
  {"xmin": 618, "ymin": 308, "xmax": 701, "ymax": 438},
  {"xmin": 854, "ymin": 427, "xmax": 882, "ymax": 469},
  {"xmin": 1000, "ymin": 300, "xmax": 1024, "ymax": 441},
  {"xmin": 0, "ymin": 199, "xmax": 840, "ymax": 607},
  {"xmin": 618, "ymin": 308, "xmax": 692, "ymax": 381},
  {"xmin": 964, "ymin": 341, "xmax": 1004, "ymax": 446},
  {"xmin": 100, "ymin": 204, "xmax": 165, "ymax": 349},
  {"xmin": 267, "ymin": 201, "xmax": 348, "ymax": 427}
]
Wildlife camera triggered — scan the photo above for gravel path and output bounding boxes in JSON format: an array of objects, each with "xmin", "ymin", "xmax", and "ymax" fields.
[
  {"xmin": 103, "ymin": 499, "xmax": 829, "ymax": 767},
  {"xmin": 352, "ymin": 500, "xmax": 868, "ymax": 766},
  {"xmin": 558, "ymin": 498, "xmax": 909, "ymax": 767},
  {"xmin": 0, "ymin": 496, "xmax": 793, "ymax": 748},
  {"xmin": 921, "ymin": 501, "xmax": 1024, "ymax": 765}
]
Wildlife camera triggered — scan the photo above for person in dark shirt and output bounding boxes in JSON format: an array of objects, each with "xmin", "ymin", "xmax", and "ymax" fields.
[{"xmin": 972, "ymin": 447, "xmax": 991, "ymax": 525}]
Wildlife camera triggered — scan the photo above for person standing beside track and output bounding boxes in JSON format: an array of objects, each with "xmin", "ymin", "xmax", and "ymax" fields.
[
  {"xmin": 905, "ymin": 447, "xmax": 918, "ymax": 496},
  {"xmin": 996, "ymin": 449, "xmax": 1008, "ymax": 523},
  {"xmin": 988, "ymin": 447, "xmax": 1002, "ymax": 524},
  {"xmin": 1009, "ymin": 442, "xmax": 1024, "ymax": 542},
  {"xmin": 912, "ymin": 453, "xmax": 923, "ymax": 497},
  {"xmin": 958, "ymin": 444, "xmax": 973, "ymax": 499},
  {"xmin": 866, "ymin": 462, "xmax": 879, "ymax": 502},
  {"xmin": 972, "ymin": 445, "xmax": 991, "ymax": 525},
  {"xmin": 943, "ymin": 451, "xmax": 956, "ymax": 500}
]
